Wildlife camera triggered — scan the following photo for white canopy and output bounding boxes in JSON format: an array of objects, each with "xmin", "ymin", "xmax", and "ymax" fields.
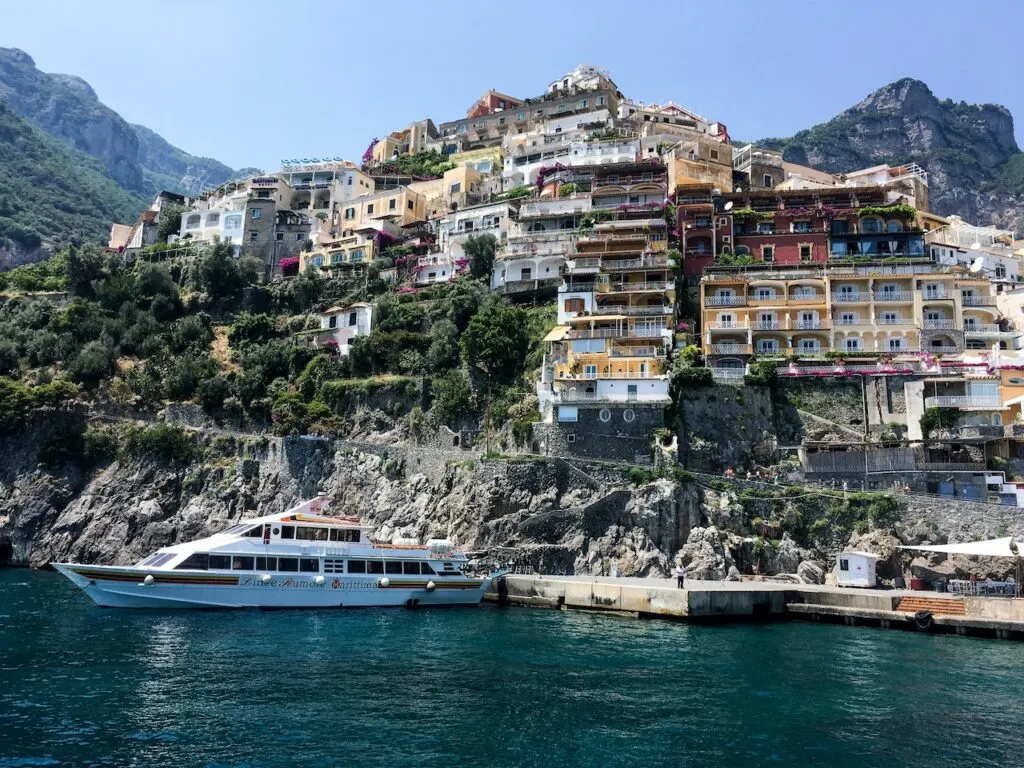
[{"xmin": 899, "ymin": 537, "xmax": 1021, "ymax": 558}]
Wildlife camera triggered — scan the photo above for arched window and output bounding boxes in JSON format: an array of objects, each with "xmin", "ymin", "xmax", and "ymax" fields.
[
  {"xmin": 886, "ymin": 220, "xmax": 902, "ymax": 233},
  {"xmin": 860, "ymin": 217, "xmax": 883, "ymax": 233},
  {"xmin": 206, "ymin": 213, "xmax": 220, "ymax": 227},
  {"xmin": 735, "ymin": 246, "xmax": 750, "ymax": 256},
  {"xmin": 185, "ymin": 214, "xmax": 201, "ymax": 229}
]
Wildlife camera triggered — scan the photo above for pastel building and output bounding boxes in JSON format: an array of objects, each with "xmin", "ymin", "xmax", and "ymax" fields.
[{"xmin": 294, "ymin": 303, "xmax": 373, "ymax": 355}]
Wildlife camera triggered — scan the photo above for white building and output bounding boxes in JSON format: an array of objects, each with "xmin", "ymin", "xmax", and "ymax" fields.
[
  {"xmin": 547, "ymin": 64, "xmax": 617, "ymax": 95},
  {"xmin": 414, "ymin": 253, "xmax": 464, "ymax": 286},
  {"xmin": 436, "ymin": 201, "xmax": 515, "ymax": 260},
  {"xmin": 835, "ymin": 551, "xmax": 878, "ymax": 588},
  {"xmin": 299, "ymin": 303, "xmax": 373, "ymax": 355},
  {"xmin": 179, "ymin": 190, "xmax": 249, "ymax": 246},
  {"xmin": 927, "ymin": 217, "xmax": 1023, "ymax": 284}
]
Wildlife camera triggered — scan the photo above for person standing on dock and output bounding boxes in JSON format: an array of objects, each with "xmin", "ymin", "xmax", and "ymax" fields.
[{"xmin": 675, "ymin": 563, "xmax": 686, "ymax": 589}]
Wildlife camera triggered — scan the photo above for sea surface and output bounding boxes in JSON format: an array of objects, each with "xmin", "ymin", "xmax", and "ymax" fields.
[{"xmin": 2, "ymin": 570, "xmax": 1023, "ymax": 768}]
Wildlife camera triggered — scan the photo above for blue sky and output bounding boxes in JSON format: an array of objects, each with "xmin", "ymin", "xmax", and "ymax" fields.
[{"xmin": 3, "ymin": 0, "xmax": 1022, "ymax": 172}]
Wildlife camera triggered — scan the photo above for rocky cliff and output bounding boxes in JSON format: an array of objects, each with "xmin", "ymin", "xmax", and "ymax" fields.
[
  {"xmin": 0, "ymin": 47, "xmax": 237, "ymax": 197},
  {"xmin": 2, "ymin": 413, "xmax": 1021, "ymax": 587},
  {"xmin": 760, "ymin": 78, "xmax": 1024, "ymax": 234}
]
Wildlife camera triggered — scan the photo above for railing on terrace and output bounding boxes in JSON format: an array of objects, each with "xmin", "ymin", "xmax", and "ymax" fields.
[
  {"xmin": 752, "ymin": 321, "xmax": 781, "ymax": 330},
  {"xmin": 923, "ymin": 319, "xmax": 957, "ymax": 330},
  {"xmin": 567, "ymin": 258, "xmax": 602, "ymax": 271},
  {"xmin": 711, "ymin": 368, "xmax": 747, "ymax": 381},
  {"xmin": 833, "ymin": 292, "xmax": 869, "ymax": 302},
  {"xmin": 873, "ymin": 291, "xmax": 912, "ymax": 301},
  {"xmin": 568, "ymin": 328, "xmax": 662, "ymax": 340},
  {"xmin": 609, "ymin": 346, "xmax": 658, "ymax": 358},
  {"xmin": 962, "ymin": 295, "xmax": 996, "ymax": 306},
  {"xmin": 918, "ymin": 462, "xmax": 986, "ymax": 472},
  {"xmin": 922, "ymin": 290, "xmax": 948, "ymax": 300},
  {"xmin": 710, "ymin": 344, "xmax": 752, "ymax": 354},
  {"xmin": 594, "ymin": 305, "xmax": 672, "ymax": 316},
  {"xmin": 924, "ymin": 396, "xmax": 1002, "ymax": 409},
  {"xmin": 601, "ymin": 256, "xmax": 669, "ymax": 270},
  {"xmin": 705, "ymin": 296, "xmax": 745, "ymax": 306},
  {"xmin": 708, "ymin": 321, "xmax": 748, "ymax": 330},
  {"xmin": 518, "ymin": 200, "xmax": 592, "ymax": 217},
  {"xmin": 496, "ymin": 278, "xmax": 559, "ymax": 295},
  {"xmin": 794, "ymin": 320, "xmax": 830, "ymax": 330},
  {"xmin": 965, "ymin": 324, "xmax": 1008, "ymax": 334},
  {"xmin": 605, "ymin": 281, "xmax": 674, "ymax": 293}
]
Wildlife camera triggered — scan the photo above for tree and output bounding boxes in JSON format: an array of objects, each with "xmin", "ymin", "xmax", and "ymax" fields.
[
  {"xmin": 228, "ymin": 312, "xmax": 279, "ymax": 349},
  {"xmin": 69, "ymin": 341, "xmax": 115, "ymax": 388},
  {"xmin": 460, "ymin": 299, "xmax": 529, "ymax": 386},
  {"xmin": 156, "ymin": 205, "xmax": 186, "ymax": 243},
  {"xmin": 463, "ymin": 233, "xmax": 497, "ymax": 281},
  {"xmin": 66, "ymin": 244, "xmax": 106, "ymax": 299}
]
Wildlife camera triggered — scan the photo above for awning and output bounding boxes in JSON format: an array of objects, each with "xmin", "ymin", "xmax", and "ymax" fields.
[
  {"xmin": 899, "ymin": 537, "xmax": 1021, "ymax": 557},
  {"xmin": 542, "ymin": 326, "xmax": 570, "ymax": 342}
]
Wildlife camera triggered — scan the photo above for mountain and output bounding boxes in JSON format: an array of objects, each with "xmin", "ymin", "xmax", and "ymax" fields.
[
  {"xmin": 0, "ymin": 101, "xmax": 146, "ymax": 266},
  {"xmin": 759, "ymin": 78, "xmax": 1024, "ymax": 235},
  {"xmin": 0, "ymin": 47, "xmax": 238, "ymax": 198}
]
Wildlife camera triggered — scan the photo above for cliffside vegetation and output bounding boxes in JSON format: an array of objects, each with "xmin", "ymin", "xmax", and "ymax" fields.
[{"xmin": 0, "ymin": 102, "xmax": 145, "ymax": 256}]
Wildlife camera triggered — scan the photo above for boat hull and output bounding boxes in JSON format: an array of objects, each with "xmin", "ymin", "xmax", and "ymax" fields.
[{"xmin": 52, "ymin": 563, "xmax": 493, "ymax": 609}]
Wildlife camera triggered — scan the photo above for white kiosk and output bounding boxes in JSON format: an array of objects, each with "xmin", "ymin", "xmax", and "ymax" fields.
[{"xmin": 836, "ymin": 551, "xmax": 878, "ymax": 588}]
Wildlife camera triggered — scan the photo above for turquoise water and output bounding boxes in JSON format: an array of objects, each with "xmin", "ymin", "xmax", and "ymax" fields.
[{"xmin": 2, "ymin": 571, "xmax": 1024, "ymax": 767}]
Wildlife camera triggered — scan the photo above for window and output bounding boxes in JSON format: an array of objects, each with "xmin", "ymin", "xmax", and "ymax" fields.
[
  {"xmin": 186, "ymin": 214, "xmax": 201, "ymax": 229},
  {"xmin": 208, "ymin": 555, "xmax": 231, "ymax": 570},
  {"xmin": 757, "ymin": 340, "xmax": 778, "ymax": 353},
  {"xmin": 324, "ymin": 559, "xmax": 344, "ymax": 574},
  {"xmin": 232, "ymin": 556, "xmax": 255, "ymax": 570},
  {"xmin": 882, "ymin": 312, "xmax": 898, "ymax": 324},
  {"xmin": 596, "ymin": 96, "xmax": 605, "ymax": 106},
  {"xmin": 599, "ymin": 408, "xmax": 611, "ymax": 423},
  {"xmin": 276, "ymin": 232, "xmax": 284, "ymax": 241},
  {"xmin": 799, "ymin": 245, "xmax": 812, "ymax": 261},
  {"xmin": 840, "ymin": 313, "xmax": 855, "ymax": 325},
  {"xmin": 367, "ymin": 561, "xmax": 385, "ymax": 574},
  {"xmin": 583, "ymin": 364, "xmax": 597, "ymax": 377},
  {"xmin": 176, "ymin": 553, "xmax": 210, "ymax": 570},
  {"xmin": 348, "ymin": 311, "xmax": 358, "ymax": 327},
  {"xmin": 256, "ymin": 556, "xmax": 277, "ymax": 571},
  {"xmin": 762, "ymin": 246, "xmax": 774, "ymax": 262},
  {"xmin": 348, "ymin": 560, "xmax": 366, "ymax": 574},
  {"xmin": 450, "ymin": 182, "xmax": 461, "ymax": 194},
  {"xmin": 886, "ymin": 220, "xmax": 902, "ymax": 232},
  {"xmin": 296, "ymin": 527, "xmax": 328, "ymax": 541},
  {"xmin": 793, "ymin": 221, "xmax": 811, "ymax": 233},
  {"xmin": 367, "ymin": 204, "xmax": 374, "ymax": 215},
  {"xmin": 799, "ymin": 339, "xmax": 818, "ymax": 352},
  {"xmin": 840, "ymin": 559, "xmax": 849, "ymax": 572},
  {"xmin": 832, "ymin": 220, "xmax": 849, "ymax": 234},
  {"xmin": 328, "ymin": 527, "xmax": 360, "ymax": 542},
  {"xmin": 567, "ymin": 433, "xmax": 576, "ymax": 443},
  {"xmin": 578, "ymin": 99, "xmax": 588, "ymax": 109},
  {"xmin": 280, "ymin": 525, "xmax": 295, "ymax": 540},
  {"xmin": 251, "ymin": 209, "xmax": 261, "ymax": 220},
  {"xmin": 844, "ymin": 339, "xmax": 862, "ymax": 351},
  {"xmin": 407, "ymin": 200, "xmax": 414, "ymax": 211},
  {"xmin": 296, "ymin": 233, "xmax": 304, "ymax": 241},
  {"xmin": 389, "ymin": 199, "xmax": 396, "ymax": 210},
  {"xmin": 763, "ymin": 174, "xmax": 772, "ymax": 188},
  {"xmin": 517, "ymin": 112, "xmax": 525, "ymax": 121},
  {"xmin": 558, "ymin": 406, "xmax": 578, "ymax": 423},
  {"xmin": 710, "ymin": 149, "xmax": 719, "ymax": 161},
  {"xmin": 347, "ymin": 176, "xmax": 353, "ymax": 185},
  {"xmin": 385, "ymin": 561, "xmax": 402, "ymax": 574},
  {"xmin": 403, "ymin": 561, "xmax": 421, "ymax": 575},
  {"xmin": 277, "ymin": 557, "xmax": 299, "ymax": 572},
  {"xmin": 888, "ymin": 338, "xmax": 903, "ymax": 351},
  {"xmin": 757, "ymin": 222, "xmax": 773, "ymax": 234},
  {"xmin": 860, "ymin": 218, "xmax": 882, "ymax": 233},
  {"xmin": 623, "ymin": 409, "xmax": 636, "ymax": 423},
  {"xmin": 344, "ymin": 208, "xmax": 354, "ymax": 220},
  {"xmin": 756, "ymin": 288, "xmax": 775, "ymax": 300},
  {"xmin": 571, "ymin": 339, "xmax": 606, "ymax": 354},
  {"xmin": 249, "ymin": 231, "xmax": 259, "ymax": 242},
  {"xmin": 421, "ymin": 562, "xmax": 435, "ymax": 575}
]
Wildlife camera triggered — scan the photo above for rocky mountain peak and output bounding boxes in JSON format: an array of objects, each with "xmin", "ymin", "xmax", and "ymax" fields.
[
  {"xmin": 3, "ymin": 48, "xmax": 34, "ymax": 66},
  {"xmin": 850, "ymin": 77, "xmax": 937, "ymax": 116}
]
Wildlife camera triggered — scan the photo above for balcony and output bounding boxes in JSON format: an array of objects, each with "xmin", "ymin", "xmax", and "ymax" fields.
[
  {"xmin": 496, "ymin": 277, "xmax": 560, "ymax": 295},
  {"xmin": 794, "ymin": 320, "xmax": 830, "ymax": 330},
  {"xmin": 708, "ymin": 321, "xmax": 748, "ymax": 330},
  {"xmin": 710, "ymin": 344, "xmax": 752, "ymax": 355},
  {"xmin": 748, "ymin": 295, "xmax": 786, "ymax": 306},
  {"xmin": 711, "ymin": 367, "xmax": 747, "ymax": 381},
  {"xmin": 788, "ymin": 293, "xmax": 822, "ymax": 305},
  {"xmin": 924, "ymin": 396, "xmax": 1003, "ymax": 409},
  {"xmin": 609, "ymin": 346, "xmax": 659, "ymax": 358},
  {"xmin": 833, "ymin": 292, "xmax": 869, "ymax": 302},
  {"xmin": 595, "ymin": 305, "xmax": 672, "ymax": 316},
  {"xmin": 873, "ymin": 291, "xmax": 912, "ymax": 302},
  {"xmin": 601, "ymin": 256, "xmax": 669, "ymax": 271},
  {"xmin": 923, "ymin": 319, "xmax": 956, "ymax": 330},
  {"xmin": 964, "ymin": 324, "xmax": 1014, "ymax": 336},
  {"xmin": 962, "ymin": 295, "xmax": 996, "ymax": 306},
  {"xmin": 561, "ymin": 282, "xmax": 597, "ymax": 293},
  {"xmin": 922, "ymin": 290, "xmax": 948, "ymax": 300},
  {"xmin": 568, "ymin": 326, "xmax": 664, "ymax": 340},
  {"xmin": 567, "ymin": 258, "xmax": 602, "ymax": 274},
  {"xmin": 518, "ymin": 200, "xmax": 591, "ymax": 218},
  {"xmin": 605, "ymin": 281, "xmax": 674, "ymax": 293},
  {"xmin": 705, "ymin": 295, "xmax": 744, "ymax": 306},
  {"xmin": 752, "ymin": 321, "xmax": 781, "ymax": 330}
]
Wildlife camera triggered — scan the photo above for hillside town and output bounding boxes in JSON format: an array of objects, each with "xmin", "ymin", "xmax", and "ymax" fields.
[{"xmin": 107, "ymin": 64, "xmax": 1024, "ymax": 507}]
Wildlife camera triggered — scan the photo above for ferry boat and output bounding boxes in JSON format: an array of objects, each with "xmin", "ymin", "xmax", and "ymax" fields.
[{"xmin": 52, "ymin": 496, "xmax": 503, "ymax": 609}]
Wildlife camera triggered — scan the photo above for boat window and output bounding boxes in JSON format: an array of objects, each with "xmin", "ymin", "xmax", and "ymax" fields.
[
  {"xmin": 280, "ymin": 526, "xmax": 295, "ymax": 540},
  {"xmin": 348, "ymin": 560, "xmax": 366, "ymax": 573},
  {"xmin": 403, "ymin": 562, "xmax": 420, "ymax": 575},
  {"xmin": 296, "ymin": 527, "xmax": 328, "ymax": 541},
  {"xmin": 324, "ymin": 558, "xmax": 345, "ymax": 573},
  {"xmin": 209, "ymin": 554, "xmax": 231, "ymax": 570},
  {"xmin": 299, "ymin": 558, "xmax": 319, "ymax": 573},
  {"xmin": 256, "ymin": 556, "xmax": 277, "ymax": 571},
  {"xmin": 277, "ymin": 557, "xmax": 299, "ymax": 572},
  {"xmin": 244, "ymin": 525, "xmax": 267, "ymax": 538},
  {"xmin": 328, "ymin": 528, "xmax": 361, "ymax": 542},
  {"xmin": 176, "ymin": 553, "xmax": 210, "ymax": 570},
  {"xmin": 232, "ymin": 556, "xmax": 255, "ymax": 571},
  {"xmin": 385, "ymin": 561, "xmax": 402, "ymax": 574},
  {"xmin": 421, "ymin": 563, "xmax": 436, "ymax": 575},
  {"xmin": 143, "ymin": 553, "xmax": 175, "ymax": 567},
  {"xmin": 437, "ymin": 570, "xmax": 463, "ymax": 576},
  {"xmin": 221, "ymin": 524, "xmax": 249, "ymax": 535},
  {"xmin": 367, "ymin": 561, "xmax": 385, "ymax": 574}
]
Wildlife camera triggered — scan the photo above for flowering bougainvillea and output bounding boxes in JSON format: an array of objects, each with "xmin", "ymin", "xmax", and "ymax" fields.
[{"xmin": 280, "ymin": 256, "xmax": 300, "ymax": 276}]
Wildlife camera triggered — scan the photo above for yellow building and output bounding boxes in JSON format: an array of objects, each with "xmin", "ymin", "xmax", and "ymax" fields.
[
  {"xmin": 665, "ymin": 133, "xmax": 733, "ymax": 191},
  {"xmin": 300, "ymin": 233, "xmax": 376, "ymax": 273},
  {"xmin": 338, "ymin": 187, "xmax": 427, "ymax": 230},
  {"xmin": 448, "ymin": 146, "xmax": 504, "ymax": 174},
  {"xmin": 409, "ymin": 165, "xmax": 484, "ymax": 220},
  {"xmin": 700, "ymin": 263, "xmax": 1002, "ymax": 365}
]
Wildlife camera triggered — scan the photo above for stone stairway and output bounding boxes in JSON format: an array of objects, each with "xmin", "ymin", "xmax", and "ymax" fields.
[{"xmin": 895, "ymin": 596, "xmax": 967, "ymax": 615}]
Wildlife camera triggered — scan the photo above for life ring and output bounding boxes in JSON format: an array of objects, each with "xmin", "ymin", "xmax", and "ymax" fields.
[{"xmin": 914, "ymin": 610, "xmax": 934, "ymax": 631}]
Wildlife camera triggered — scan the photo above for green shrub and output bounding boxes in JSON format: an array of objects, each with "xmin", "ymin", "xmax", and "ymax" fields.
[
  {"xmin": 228, "ymin": 312, "xmax": 279, "ymax": 349},
  {"xmin": 120, "ymin": 424, "xmax": 201, "ymax": 465},
  {"xmin": 431, "ymin": 370, "xmax": 474, "ymax": 424}
]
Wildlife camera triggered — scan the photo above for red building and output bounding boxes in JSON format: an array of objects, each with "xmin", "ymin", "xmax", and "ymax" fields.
[{"xmin": 466, "ymin": 90, "xmax": 524, "ymax": 119}]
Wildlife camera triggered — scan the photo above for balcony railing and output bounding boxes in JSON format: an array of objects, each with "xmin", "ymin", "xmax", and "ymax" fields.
[
  {"xmin": 964, "ymin": 324, "xmax": 1006, "ymax": 335},
  {"xmin": 594, "ymin": 305, "xmax": 672, "ymax": 316},
  {"xmin": 924, "ymin": 396, "xmax": 1002, "ymax": 409},
  {"xmin": 496, "ymin": 277, "xmax": 559, "ymax": 295},
  {"xmin": 705, "ymin": 296, "xmax": 745, "ymax": 306},
  {"xmin": 874, "ymin": 291, "xmax": 912, "ymax": 301},
  {"xmin": 788, "ymin": 293, "xmax": 822, "ymax": 304},
  {"xmin": 833, "ymin": 292, "xmax": 869, "ymax": 302},
  {"xmin": 923, "ymin": 319, "xmax": 956, "ymax": 330},
  {"xmin": 567, "ymin": 258, "xmax": 602, "ymax": 272},
  {"xmin": 710, "ymin": 344, "xmax": 752, "ymax": 355},
  {"xmin": 962, "ymin": 295, "xmax": 996, "ymax": 306},
  {"xmin": 609, "ymin": 346, "xmax": 658, "ymax": 358},
  {"xmin": 753, "ymin": 321, "xmax": 781, "ymax": 330},
  {"xmin": 922, "ymin": 290, "xmax": 948, "ymax": 300},
  {"xmin": 601, "ymin": 256, "xmax": 669, "ymax": 270},
  {"xmin": 794, "ymin": 320, "xmax": 830, "ymax": 330},
  {"xmin": 711, "ymin": 368, "xmax": 747, "ymax": 381},
  {"xmin": 606, "ymin": 281, "xmax": 674, "ymax": 293},
  {"xmin": 708, "ymin": 321, "xmax": 748, "ymax": 330}
]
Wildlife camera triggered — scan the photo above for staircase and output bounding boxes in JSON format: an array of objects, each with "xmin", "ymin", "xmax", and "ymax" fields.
[{"xmin": 896, "ymin": 596, "xmax": 967, "ymax": 616}]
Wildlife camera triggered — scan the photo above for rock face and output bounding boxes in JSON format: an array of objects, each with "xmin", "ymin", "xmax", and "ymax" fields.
[
  {"xmin": 761, "ymin": 78, "xmax": 1024, "ymax": 234},
  {"xmin": 0, "ymin": 47, "xmax": 236, "ymax": 197}
]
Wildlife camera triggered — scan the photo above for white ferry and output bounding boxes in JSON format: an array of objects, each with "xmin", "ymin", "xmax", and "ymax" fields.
[{"xmin": 52, "ymin": 496, "xmax": 502, "ymax": 609}]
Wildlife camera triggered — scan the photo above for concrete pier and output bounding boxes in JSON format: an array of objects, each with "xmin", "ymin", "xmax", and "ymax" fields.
[{"xmin": 487, "ymin": 574, "xmax": 1024, "ymax": 640}]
